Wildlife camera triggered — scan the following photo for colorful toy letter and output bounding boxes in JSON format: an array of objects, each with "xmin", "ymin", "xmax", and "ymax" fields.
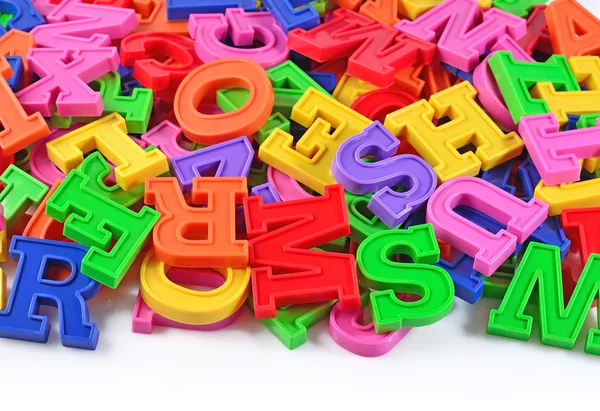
[
  {"xmin": 333, "ymin": 121, "xmax": 437, "ymax": 228},
  {"xmin": 396, "ymin": 0, "xmax": 526, "ymax": 72},
  {"xmin": 0, "ymin": 236, "xmax": 101, "ymax": 349},
  {"xmin": 47, "ymin": 113, "xmax": 168, "ymax": 190},
  {"xmin": 385, "ymin": 82, "xmax": 523, "ymax": 183},
  {"xmin": 145, "ymin": 177, "xmax": 248, "ymax": 267},
  {"xmin": 356, "ymin": 224, "xmax": 454, "ymax": 333},
  {"xmin": 245, "ymin": 184, "xmax": 360, "ymax": 319},
  {"xmin": 488, "ymin": 242, "xmax": 600, "ymax": 356},
  {"xmin": 427, "ymin": 177, "xmax": 548, "ymax": 275},
  {"xmin": 45, "ymin": 167, "xmax": 160, "ymax": 288}
]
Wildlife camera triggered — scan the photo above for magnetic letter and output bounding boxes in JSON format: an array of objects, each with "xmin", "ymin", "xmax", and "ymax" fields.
[
  {"xmin": 30, "ymin": 0, "xmax": 138, "ymax": 50},
  {"xmin": 0, "ymin": 165, "xmax": 48, "ymax": 230},
  {"xmin": 188, "ymin": 8, "xmax": 289, "ymax": 69},
  {"xmin": 0, "ymin": 55, "xmax": 48, "ymax": 156},
  {"xmin": 356, "ymin": 224, "xmax": 455, "ymax": 333},
  {"xmin": 385, "ymin": 82, "xmax": 523, "ymax": 183},
  {"xmin": 519, "ymin": 113, "xmax": 600, "ymax": 185},
  {"xmin": 145, "ymin": 177, "xmax": 248, "ymax": 267},
  {"xmin": 260, "ymin": 88, "xmax": 371, "ymax": 195},
  {"xmin": 47, "ymin": 113, "xmax": 168, "ymax": 190},
  {"xmin": 0, "ymin": 236, "xmax": 101, "ymax": 349},
  {"xmin": 332, "ymin": 122, "xmax": 437, "ymax": 228},
  {"xmin": 288, "ymin": 8, "xmax": 436, "ymax": 87},
  {"xmin": 171, "ymin": 136, "xmax": 253, "ymax": 193},
  {"xmin": 488, "ymin": 242, "xmax": 600, "ymax": 356},
  {"xmin": 174, "ymin": 59, "xmax": 273, "ymax": 145},
  {"xmin": 396, "ymin": 0, "xmax": 526, "ymax": 72},
  {"xmin": 427, "ymin": 177, "xmax": 548, "ymax": 275},
  {"xmin": 45, "ymin": 168, "xmax": 160, "ymax": 288},
  {"xmin": 17, "ymin": 47, "xmax": 120, "ymax": 117},
  {"xmin": 245, "ymin": 184, "xmax": 360, "ymax": 319}
]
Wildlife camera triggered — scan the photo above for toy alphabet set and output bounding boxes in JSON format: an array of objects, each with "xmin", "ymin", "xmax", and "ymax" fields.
[{"xmin": 1, "ymin": 0, "xmax": 600, "ymax": 358}]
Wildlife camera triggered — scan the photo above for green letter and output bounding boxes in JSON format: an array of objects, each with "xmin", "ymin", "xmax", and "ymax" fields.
[
  {"xmin": 357, "ymin": 224, "xmax": 454, "ymax": 333},
  {"xmin": 488, "ymin": 242, "xmax": 600, "ymax": 355}
]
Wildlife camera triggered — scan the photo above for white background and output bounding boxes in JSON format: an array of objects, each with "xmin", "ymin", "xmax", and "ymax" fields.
[{"xmin": 2, "ymin": 0, "xmax": 600, "ymax": 406}]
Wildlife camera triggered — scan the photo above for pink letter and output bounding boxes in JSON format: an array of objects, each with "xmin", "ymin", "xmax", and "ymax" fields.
[
  {"xmin": 267, "ymin": 166, "xmax": 313, "ymax": 201},
  {"xmin": 473, "ymin": 35, "xmax": 534, "ymax": 132},
  {"xmin": 329, "ymin": 302, "xmax": 410, "ymax": 357},
  {"xmin": 188, "ymin": 8, "xmax": 289, "ymax": 69},
  {"xmin": 17, "ymin": 47, "xmax": 120, "ymax": 117},
  {"xmin": 141, "ymin": 121, "xmax": 189, "ymax": 161},
  {"xmin": 426, "ymin": 177, "xmax": 548, "ymax": 276},
  {"xmin": 30, "ymin": 0, "xmax": 138, "ymax": 50},
  {"xmin": 519, "ymin": 113, "xmax": 600, "ymax": 186},
  {"xmin": 395, "ymin": 0, "xmax": 526, "ymax": 72}
]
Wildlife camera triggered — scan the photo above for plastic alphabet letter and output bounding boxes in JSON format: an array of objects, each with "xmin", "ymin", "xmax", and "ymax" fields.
[
  {"xmin": 0, "ymin": 55, "xmax": 49, "ymax": 156},
  {"xmin": 261, "ymin": 0, "xmax": 320, "ymax": 33},
  {"xmin": 359, "ymin": 0, "xmax": 402, "ymax": 27},
  {"xmin": 247, "ymin": 294, "xmax": 335, "ymax": 350},
  {"xmin": 166, "ymin": 0, "xmax": 255, "ymax": 20},
  {"xmin": 0, "ymin": 0, "xmax": 44, "ymax": 33},
  {"xmin": 174, "ymin": 58, "xmax": 273, "ymax": 145},
  {"xmin": 545, "ymin": 0, "xmax": 600, "ymax": 57},
  {"xmin": 435, "ymin": 253, "xmax": 483, "ymax": 304},
  {"xmin": 188, "ymin": 8, "xmax": 289, "ymax": 69},
  {"xmin": 30, "ymin": 0, "xmax": 138, "ymax": 50},
  {"xmin": 260, "ymin": 88, "xmax": 372, "ymax": 195},
  {"xmin": 488, "ymin": 51, "xmax": 580, "ymax": 124},
  {"xmin": 245, "ymin": 184, "xmax": 360, "ymax": 319},
  {"xmin": 473, "ymin": 35, "xmax": 534, "ymax": 132},
  {"xmin": 55, "ymin": 70, "xmax": 154, "ymax": 134},
  {"xmin": 396, "ymin": 0, "xmax": 526, "ymax": 72},
  {"xmin": 251, "ymin": 183, "xmax": 281, "ymax": 205},
  {"xmin": 519, "ymin": 113, "xmax": 600, "ymax": 185},
  {"xmin": 22, "ymin": 181, "xmax": 68, "ymax": 242},
  {"xmin": 0, "ymin": 29, "xmax": 35, "ymax": 86},
  {"xmin": 47, "ymin": 113, "xmax": 168, "ymax": 190},
  {"xmin": 397, "ymin": 0, "xmax": 493, "ymax": 20},
  {"xmin": 45, "ymin": 168, "xmax": 160, "ymax": 288},
  {"xmin": 356, "ymin": 224, "xmax": 455, "ymax": 333},
  {"xmin": 171, "ymin": 136, "xmax": 253, "ymax": 193},
  {"xmin": 119, "ymin": 32, "xmax": 202, "ymax": 92},
  {"xmin": 385, "ymin": 82, "xmax": 524, "ymax": 183},
  {"xmin": 487, "ymin": 242, "xmax": 600, "ymax": 355},
  {"xmin": 492, "ymin": 0, "xmax": 546, "ymax": 18},
  {"xmin": 530, "ymin": 56, "xmax": 600, "ymax": 127},
  {"xmin": 77, "ymin": 152, "xmax": 145, "ymax": 208},
  {"xmin": 329, "ymin": 298, "xmax": 411, "ymax": 357},
  {"xmin": 145, "ymin": 177, "xmax": 248, "ymax": 267},
  {"xmin": 0, "ymin": 236, "xmax": 101, "ymax": 349},
  {"xmin": 17, "ymin": 47, "xmax": 120, "ymax": 117},
  {"xmin": 332, "ymin": 122, "xmax": 437, "ymax": 228},
  {"xmin": 139, "ymin": 253, "xmax": 250, "ymax": 325},
  {"xmin": 536, "ymin": 178, "xmax": 600, "ymax": 216},
  {"xmin": 0, "ymin": 165, "xmax": 48, "ymax": 231},
  {"xmin": 288, "ymin": 8, "xmax": 436, "ymax": 88},
  {"xmin": 141, "ymin": 121, "xmax": 189, "ymax": 161},
  {"xmin": 516, "ymin": 5, "xmax": 552, "ymax": 56},
  {"xmin": 427, "ymin": 177, "xmax": 549, "ymax": 276},
  {"xmin": 133, "ymin": 266, "xmax": 243, "ymax": 333},
  {"xmin": 561, "ymin": 208, "xmax": 600, "ymax": 268},
  {"xmin": 345, "ymin": 192, "xmax": 399, "ymax": 243}
]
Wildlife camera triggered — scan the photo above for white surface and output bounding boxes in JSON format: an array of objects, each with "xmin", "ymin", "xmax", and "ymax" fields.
[{"xmin": 3, "ymin": 0, "xmax": 600, "ymax": 406}]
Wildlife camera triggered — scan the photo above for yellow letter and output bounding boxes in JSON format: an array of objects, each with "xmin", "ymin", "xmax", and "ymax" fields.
[
  {"xmin": 47, "ymin": 113, "xmax": 168, "ymax": 190},
  {"xmin": 385, "ymin": 82, "xmax": 523, "ymax": 183},
  {"xmin": 140, "ymin": 250, "xmax": 250, "ymax": 325},
  {"xmin": 535, "ymin": 178, "xmax": 600, "ymax": 216},
  {"xmin": 260, "ymin": 88, "xmax": 372, "ymax": 194}
]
